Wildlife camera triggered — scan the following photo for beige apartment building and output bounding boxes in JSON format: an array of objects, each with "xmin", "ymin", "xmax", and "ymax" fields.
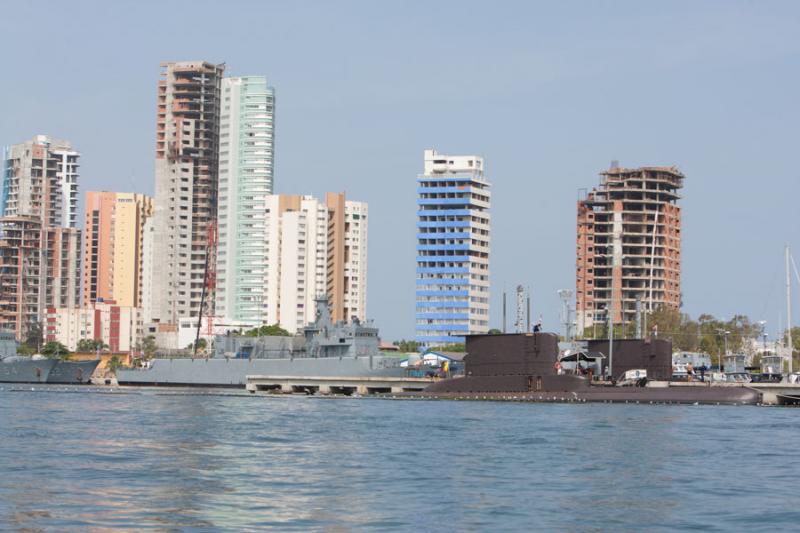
[
  {"xmin": 83, "ymin": 192, "xmax": 153, "ymax": 308},
  {"xmin": 255, "ymin": 193, "xmax": 368, "ymax": 334}
]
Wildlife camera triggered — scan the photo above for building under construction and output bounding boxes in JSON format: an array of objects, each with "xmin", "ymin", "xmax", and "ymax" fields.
[
  {"xmin": 147, "ymin": 61, "xmax": 224, "ymax": 327},
  {"xmin": 0, "ymin": 216, "xmax": 80, "ymax": 341},
  {"xmin": 576, "ymin": 164, "xmax": 684, "ymax": 336},
  {"xmin": 1, "ymin": 135, "xmax": 82, "ymax": 341},
  {"xmin": 1, "ymin": 135, "xmax": 80, "ymax": 228}
]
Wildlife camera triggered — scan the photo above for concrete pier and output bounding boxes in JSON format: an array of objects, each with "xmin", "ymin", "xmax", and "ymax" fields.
[
  {"xmin": 245, "ymin": 375, "xmax": 438, "ymax": 395},
  {"xmin": 746, "ymin": 383, "xmax": 800, "ymax": 405}
]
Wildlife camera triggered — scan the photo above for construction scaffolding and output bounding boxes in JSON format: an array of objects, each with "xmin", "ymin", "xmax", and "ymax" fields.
[
  {"xmin": 0, "ymin": 217, "xmax": 42, "ymax": 339},
  {"xmin": 0, "ymin": 216, "xmax": 81, "ymax": 341},
  {"xmin": 576, "ymin": 164, "xmax": 684, "ymax": 336}
]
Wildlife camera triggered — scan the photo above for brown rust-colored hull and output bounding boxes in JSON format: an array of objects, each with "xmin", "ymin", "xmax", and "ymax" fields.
[
  {"xmin": 417, "ymin": 376, "xmax": 760, "ymax": 405},
  {"xmin": 412, "ymin": 333, "xmax": 761, "ymax": 405},
  {"xmin": 401, "ymin": 388, "xmax": 760, "ymax": 405}
]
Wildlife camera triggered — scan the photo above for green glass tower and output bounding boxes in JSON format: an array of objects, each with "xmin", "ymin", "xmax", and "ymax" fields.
[{"xmin": 215, "ymin": 76, "xmax": 275, "ymax": 324}]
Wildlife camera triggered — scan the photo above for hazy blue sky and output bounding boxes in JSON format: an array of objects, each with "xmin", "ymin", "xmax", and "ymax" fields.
[{"xmin": 2, "ymin": 0, "xmax": 798, "ymax": 340}]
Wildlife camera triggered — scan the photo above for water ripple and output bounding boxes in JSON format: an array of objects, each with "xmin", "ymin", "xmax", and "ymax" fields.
[{"xmin": 1, "ymin": 388, "xmax": 799, "ymax": 531}]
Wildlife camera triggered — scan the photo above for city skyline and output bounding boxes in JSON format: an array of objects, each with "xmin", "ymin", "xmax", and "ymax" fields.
[
  {"xmin": 1, "ymin": 1, "xmax": 799, "ymax": 341},
  {"xmin": 2, "ymin": 5, "xmax": 799, "ymax": 532}
]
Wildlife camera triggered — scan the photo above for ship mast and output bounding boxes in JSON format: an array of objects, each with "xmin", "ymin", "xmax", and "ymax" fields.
[
  {"xmin": 193, "ymin": 220, "xmax": 217, "ymax": 358},
  {"xmin": 787, "ymin": 245, "xmax": 793, "ymax": 374}
]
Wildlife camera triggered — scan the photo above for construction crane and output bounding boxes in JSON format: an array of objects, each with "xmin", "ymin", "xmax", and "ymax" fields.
[{"xmin": 193, "ymin": 219, "xmax": 217, "ymax": 357}]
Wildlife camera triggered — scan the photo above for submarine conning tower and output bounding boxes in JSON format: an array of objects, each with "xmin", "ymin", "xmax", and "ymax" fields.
[
  {"xmin": 586, "ymin": 338, "xmax": 673, "ymax": 380},
  {"xmin": 465, "ymin": 332, "xmax": 560, "ymax": 376},
  {"xmin": 426, "ymin": 332, "xmax": 575, "ymax": 394}
]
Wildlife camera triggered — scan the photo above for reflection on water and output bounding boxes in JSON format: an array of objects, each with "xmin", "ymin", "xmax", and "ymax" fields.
[{"xmin": 1, "ymin": 387, "xmax": 799, "ymax": 531}]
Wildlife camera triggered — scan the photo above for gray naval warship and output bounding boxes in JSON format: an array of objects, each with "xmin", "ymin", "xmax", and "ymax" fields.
[
  {"xmin": 0, "ymin": 331, "xmax": 56, "ymax": 383},
  {"xmin": 117, "ymin": 297, "xmax": 406, "ymax": 387},
  {"xmin": 1, "ymin": 331, "xmax": 101, "ymax": 384},
  {"xmin": 46, "ymin": 359, "xmax": 101, "ymax": 384}
]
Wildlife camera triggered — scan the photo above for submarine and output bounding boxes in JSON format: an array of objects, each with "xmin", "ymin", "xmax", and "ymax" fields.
[{"xmin": 411, "ymin": 332, "xmax": 761, "ymax": 405}]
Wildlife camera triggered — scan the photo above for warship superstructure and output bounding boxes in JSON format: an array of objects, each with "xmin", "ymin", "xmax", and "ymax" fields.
[{"xmin": 117, "ymin": 297, "xmax": 405, "ymax": 387}]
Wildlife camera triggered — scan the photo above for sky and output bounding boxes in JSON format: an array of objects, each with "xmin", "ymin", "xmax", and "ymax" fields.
[{"xmin": 1, "ymin": 0, "xmax": 799, "ymax": 341}]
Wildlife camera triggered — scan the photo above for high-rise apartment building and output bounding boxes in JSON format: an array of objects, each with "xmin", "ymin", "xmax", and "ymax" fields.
[
  {"xmin": 149, "ymin": 61, "xmax": 224, "ymax": 326},
  {"xmin": 324, "ymin": 192, "xmax": 368, "ymax": 324},
  {"xmin": 0, "ymin": 216, "xmax": 80, "ymax": 340},
  {"xmin": 0, "ymin": 135, "xmax": 81, "ymax": 341},
  {"xmin": 46, "ymin": 225, "xmax": 81, "ymax": 310},
  {"xmin": 342, "ymin": 199, "xmax": 368, "ymax": 323},
  {"xmin": 140, "ymin": 217, "xmax": 155, "ymax": 324},
  {"xmin": 264, "ymin": 195, "xmax": 329, "ymax": 332},
  {"xmin": 415, "ymin": 149, "xmax": 491, "ymax": 348},
  {"xmin": 215, "ymin": 76, "xmax": 275, "ymax": 324},
  {"xmin": 0, "ymin": 217, "xmax": 41, "ymax": 339},
  {"xmin": 83, "ymin": 192, "xmax": 154, "ymax": 308},
  {"xmin": 259, "ymin": 193, "xmax": 368, "ymax": 334},
  {"xmin": 576, "ymin": 164, "xmax": 684, "ymax": 336},
  {"xmin": 1, "ymin": 135, "xmax": 79, "ymax": 228}
]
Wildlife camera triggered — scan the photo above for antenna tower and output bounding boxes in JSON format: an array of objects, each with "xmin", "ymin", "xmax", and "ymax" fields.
[{"xmin": 514, "ymin": 285, "xmax": 526, "ymax": 333}]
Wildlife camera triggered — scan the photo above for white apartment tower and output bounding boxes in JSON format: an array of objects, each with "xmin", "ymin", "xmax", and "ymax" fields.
[
  {"xmin": 343, "ymin": 200, "xmax": 368, "ymax": 322},
  {"xmin": 1, "ymin": 135, "xmax": 79, "ymax": 228},
  {"xmin": 215, "ymin": 76, "xmax": 275, "ymax": 324},
  {"xmin": 261, "ymin": 193, "xmax": 368, "ymax": 334},
  {"xmin": 264, "ymin": 195, "xmax": 329, "ymax": 332},
  {"xmin": 415, "ymin": 149, "xmax": 491, "ymax": 347}
]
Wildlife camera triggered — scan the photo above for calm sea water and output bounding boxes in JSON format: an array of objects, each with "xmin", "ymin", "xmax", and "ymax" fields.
[{"xmin": 1, "ymin": 386, "xmax": 798, "ymax": 532}]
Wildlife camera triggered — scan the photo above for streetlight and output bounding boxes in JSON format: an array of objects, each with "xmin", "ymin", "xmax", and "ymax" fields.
[
  {"xmin": 758, "ymin": 321, "xmax": 768, "ymax": 367},
  {"xmin": 716, "ymin": 329, "xmax": 730, "ymax": 372},
  {"xmin": 557, "ymin": 289, "xmax": 573, "ymax": 342}
]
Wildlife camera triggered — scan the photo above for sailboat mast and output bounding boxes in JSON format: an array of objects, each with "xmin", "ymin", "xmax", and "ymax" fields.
[{"xmin": 787, "ymin": 245, "xmax": 793, "ymax": 374}]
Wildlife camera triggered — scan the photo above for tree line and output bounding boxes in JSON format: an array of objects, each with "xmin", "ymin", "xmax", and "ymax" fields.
[
  {"xmin": 395, "ymin": 308, "xmax": 800, "ymax": 364},
  {"xmin": 584, "ymin": 307, "xmax": 799, "ymax": 359}
]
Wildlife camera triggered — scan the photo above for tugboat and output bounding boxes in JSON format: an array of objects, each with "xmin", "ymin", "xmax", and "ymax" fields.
[{"xmin": 414, "ymin": 332, "xmax": 761, "ymax": 405}]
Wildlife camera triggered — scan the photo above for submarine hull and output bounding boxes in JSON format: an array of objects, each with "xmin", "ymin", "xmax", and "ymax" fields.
[{"xmin": 415, "ymin": 333, "xmax": 761, "ymax": 405}]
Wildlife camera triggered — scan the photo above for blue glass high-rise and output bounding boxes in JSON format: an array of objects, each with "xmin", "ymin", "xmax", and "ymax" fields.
[{"xmin": 415, "ymin": 149, "xmax": 491, "ymax": 349}]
